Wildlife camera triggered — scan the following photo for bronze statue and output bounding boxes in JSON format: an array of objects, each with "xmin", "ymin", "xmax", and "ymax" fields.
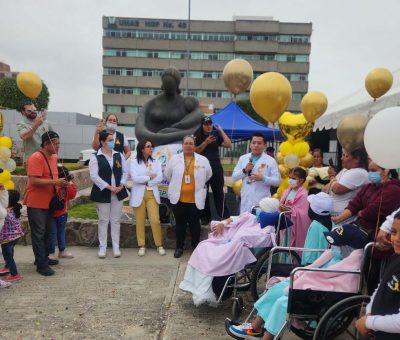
[{"xmin": 136, "ymin": 68, "xmax": 203, "ymax": 146}]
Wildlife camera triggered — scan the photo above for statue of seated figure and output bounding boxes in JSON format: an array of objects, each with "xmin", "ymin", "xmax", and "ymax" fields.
[{"xmin": 136, "ymin": 68, "xmax": 203, "ymax": 146}]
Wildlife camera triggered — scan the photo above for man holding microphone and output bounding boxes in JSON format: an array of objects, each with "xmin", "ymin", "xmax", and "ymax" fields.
[{"xmin": 232, "ymin": 133, "xmax": 281, "ymax": 213}]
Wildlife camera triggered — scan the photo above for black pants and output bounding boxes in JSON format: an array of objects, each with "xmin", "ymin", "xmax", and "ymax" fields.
[
  {"xmin": 1, "ymin": 241, "xmax": 17, "ymax": 276},
  {"xmin": 172, "ymin": 202, "xmax": 201, "ymax": 249},
  {"xmin": 27, "ymin": 207, "xmax": 53, "ymax": 269},
  {"xmin": 202, "ymin": 163, "xmax": 230, "ymax": 220}
]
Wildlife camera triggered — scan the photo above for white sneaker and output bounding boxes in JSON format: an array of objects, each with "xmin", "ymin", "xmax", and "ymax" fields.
[
  {"xmin": 138, "ymin": 247, "xmax": 146, "ymax": 256},
  {"xmin": 48, "ymin": 253, "xmax": 56, "ymax": 260},
  {"xmin": 157, "ymin": 247, "xmax": 166, "ymax": 256},
  {"xmin": 98, "ymin": 248, "xmax": 106, "ymax": 259},
  {"xmin": 113, "ymin": 249, "xmax": 121, "ymax": 258}
]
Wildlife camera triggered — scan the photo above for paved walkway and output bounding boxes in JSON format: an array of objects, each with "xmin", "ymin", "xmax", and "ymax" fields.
[{"xmin": 1, "ymin": 246, "xmax": 302, "ymax": 340}]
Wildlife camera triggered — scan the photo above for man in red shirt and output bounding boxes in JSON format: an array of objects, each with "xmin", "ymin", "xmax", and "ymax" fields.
[{"xmin": 24, "ymin": 131, "xmax": 68, "ymax": 276}]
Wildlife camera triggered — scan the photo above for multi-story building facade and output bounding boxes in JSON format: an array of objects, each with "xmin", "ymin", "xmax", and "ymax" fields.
[
  {"xmin": 102, "ymin": 16, "xmax": 312, "ymax": 126},
  {"xmin": 0, "ymin": 62, "xmax": 18, "ymax": 80}
]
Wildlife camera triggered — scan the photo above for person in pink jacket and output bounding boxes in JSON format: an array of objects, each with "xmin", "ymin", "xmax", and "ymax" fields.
[
  {"xmin": 279, "ymin": 167, "xmax": 310, "ymax": 248},
  {"xmin": 228, "ymin": 224, "xmax": 369, "ymax": 340}
]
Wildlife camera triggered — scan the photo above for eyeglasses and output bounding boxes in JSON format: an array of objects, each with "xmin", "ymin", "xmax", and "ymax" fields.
[{"xmin": 25, "ymin": 110, "xmax": 37, "ymax": 114}]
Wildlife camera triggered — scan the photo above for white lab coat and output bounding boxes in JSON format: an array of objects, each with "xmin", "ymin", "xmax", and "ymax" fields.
[
  {"xmin": 232, "ymin": 152, "xmax": 281, "ymax": 213},
  {"xmin": 164, "ymin": 153, "xmax": 212, "ymax": 210},
  {"xmin": 129, "ymin": 157, "xmax": 163, "ymax": 207}
]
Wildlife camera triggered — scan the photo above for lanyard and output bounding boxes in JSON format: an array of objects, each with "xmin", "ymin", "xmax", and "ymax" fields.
[
  {"xmin": 251, "ymin": 154, "xmax": 261, "ymax": 164},
  {"xmin": 184, "ymin": 156, "xmax": 194, "ymax": 174}
]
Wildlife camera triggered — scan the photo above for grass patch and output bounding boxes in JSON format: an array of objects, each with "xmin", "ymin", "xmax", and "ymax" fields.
[
  {"xmin": 222, "ymin": 163, "xmax": 236, "ymax": 172},
  {"xmin": 13, "ymin": 162, "xmax": 84, "ymax": 176},
  {"xmin": 69, "ymin": 202, "xmax": 98, "ymax": 220}
]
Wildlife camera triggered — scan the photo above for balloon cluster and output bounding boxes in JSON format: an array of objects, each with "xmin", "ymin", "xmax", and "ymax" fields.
[
  {"xmin": 274, "ymin": 112, "xmax": 313, "ymax": 197},
  {"xmin": 0, "ymin": 136, "xmax": 16, "ymax": 189}
]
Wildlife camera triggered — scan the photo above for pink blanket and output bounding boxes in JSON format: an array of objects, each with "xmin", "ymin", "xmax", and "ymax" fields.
[{"xmin": 188, "ymin": 212, "xmax": 275, "ymax": 277}]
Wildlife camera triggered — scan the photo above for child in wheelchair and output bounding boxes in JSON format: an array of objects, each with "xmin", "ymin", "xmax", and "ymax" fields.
[
  {"xmin": 355, "ymin": 210, "xmax": 400, "ymax": 339},
  {"xmin": 228, "ymin": 224, "xmax": 369, "ymax": 340}
]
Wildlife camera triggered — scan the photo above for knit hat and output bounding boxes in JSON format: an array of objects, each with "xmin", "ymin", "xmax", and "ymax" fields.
[
  {"xmin": 307, "ymin": 192, "xmax": 333, "ymax": 216},
  {"xmin": 259, "ymin": 197, "xmax": 279, "ymax": 212},
  {"xmin": 323, "ymin": 224, "xmax": 369, "ymax": 249}
]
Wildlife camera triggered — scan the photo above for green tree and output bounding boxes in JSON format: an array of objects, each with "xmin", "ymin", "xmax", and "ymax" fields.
[
  {"xmin": 235, "ymin": 99, "xmax": 268, "ymax": 126},
  {"xmin": 0, "ymin": 77, "xmax": 49, "ymax": 111}
]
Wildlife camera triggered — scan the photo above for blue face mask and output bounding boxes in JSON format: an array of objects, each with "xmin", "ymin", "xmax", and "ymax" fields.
[
  {"xmin": 107, "ymin": 141, "xmax": 115, "ymax": 150},
  {"xmin": 368, "ymin": 171, "xmax": 381, "ymax": 184}
]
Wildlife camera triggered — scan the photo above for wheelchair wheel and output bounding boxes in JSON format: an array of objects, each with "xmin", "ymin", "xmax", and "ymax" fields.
[
  {"xmin": 312, "ymin": 295, "xmax": 370, "ymax": 340},
  {"xmin": 231, "ymin": 296, "xmax": 244, "ymax": 320},
  {"xmin": 250, "ymin": 249, "xmax": 301, "ymax": 301}
]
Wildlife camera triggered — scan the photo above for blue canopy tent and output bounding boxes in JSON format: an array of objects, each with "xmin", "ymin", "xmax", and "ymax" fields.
[{"xmin": 210, "ymin": 102, "xmax": 283, "ymax": 140}]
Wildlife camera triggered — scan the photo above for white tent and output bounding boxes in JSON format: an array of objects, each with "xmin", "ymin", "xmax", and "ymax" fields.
[{"xmin": 314, "ymin": 69, "xmax": 400, "ymax": 131}]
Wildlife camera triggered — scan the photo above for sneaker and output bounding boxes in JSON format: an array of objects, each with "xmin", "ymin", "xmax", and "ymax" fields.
[
  {"xmin": 3, "ymin": 274, "xmax": 21, "ymax": 282},
  {"xmin": 138, "ymin": 247, "xmax": 146, "ymax": 256},
  {"xmin": 36, "ymin": 266, "xmax": 55, "ymax": 276},
  {"xmin": 113, "ymin": 249, "xmax": 121, "ymax": 258},
  {"xmin": 229, "ymin": 323, "xmax": 262, "ymax": 339},
  {"xmin": 157, "ymin": 247, "xmax": 166, "ymax": 256},
  {"xmin": 58, "ymin": 251, "xmax": 74, "ymax": 259},
  {"xmin": 98, "ymin": 249, "xmax": 106, "ymax": 259},
  {"xmin": 0, "ymin": 279, "xmax": 11, "ymax": 288},
  {"xmin": 0, "ymin": 267, "xmax": 10, "ymax": 276},
  {"xmin": 48, "ymin": 258, "xmax": 59, "ymax": 266},
  {"xmin": 48, "ymin": 253, "xmax": 56, "ymax": 260}
]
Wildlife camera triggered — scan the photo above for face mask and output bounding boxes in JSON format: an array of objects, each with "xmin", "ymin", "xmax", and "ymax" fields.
[
  {"xmin": 106, "ymin": 122, "xmax": 117, "ymax": 131},
  {"xmin": 331, "ymin": 245, "xmax": 343, "ymax": 260},
  {"xmin": 368, "ymin": 171, "xmax": 381, "ymax": 184},
  {"xmin": 106, "ymin": 141, "xmax": 115, "ymax": 150},
  {"xmin": 288, "ymin": 178, "xmax": 298, "ymax": 188}
]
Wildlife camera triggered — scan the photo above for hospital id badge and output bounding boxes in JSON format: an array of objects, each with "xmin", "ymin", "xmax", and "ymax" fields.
[{"xmin": 184, "ymin": 175, "xmax": 191, "ymax": 184}]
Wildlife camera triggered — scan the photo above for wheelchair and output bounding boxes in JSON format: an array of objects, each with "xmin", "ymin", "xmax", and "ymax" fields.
[
  {"xmin": 226, "ymin": 242, "xmax": 374, "ymax": 340},
  {"xmin": 213, "ymin": 211, "xmax": 294, "ymax": 319}
]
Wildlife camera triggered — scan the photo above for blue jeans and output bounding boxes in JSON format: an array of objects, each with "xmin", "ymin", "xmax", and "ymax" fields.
[
  {"xmin": 1, "ymin": 240, "xmax": 18, "ymax": 276},
  {"xmin": 47, "ymin": 213, "xmax": 68, "ymax": 254}
]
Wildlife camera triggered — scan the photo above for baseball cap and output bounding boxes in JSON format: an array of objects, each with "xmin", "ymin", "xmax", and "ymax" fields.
[
  {"xmin": 323, "ymin": 224, "xmax": 369, "ymax": 249},
  {"xmin": 202, "ymin": 116, "xmax": 212, "ymax": 124},
  {"xmin": 41, "ymin": 131, "xmax": 59, "ymax": 146},
  {"xmin": 307, "ymin": 192, "xmax": 333, "ymax": 216}
]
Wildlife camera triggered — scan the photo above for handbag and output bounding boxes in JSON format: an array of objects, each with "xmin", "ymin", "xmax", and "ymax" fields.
[{"xmin": 39, "ymin": 152, "xmax": 65, "ymax": 212}]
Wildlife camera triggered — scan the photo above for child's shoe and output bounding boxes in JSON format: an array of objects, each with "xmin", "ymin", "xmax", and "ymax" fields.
[
  {"xmin": 0, "ymin": 267, "xmax": 10, "ymax": 275},
  {"xmin": 0, "ymin": 279, "xmax": 11, "ymax": 288},
  {"xmin": 3, "ymin": 274, "xmax": 21, "ymax": 282}
]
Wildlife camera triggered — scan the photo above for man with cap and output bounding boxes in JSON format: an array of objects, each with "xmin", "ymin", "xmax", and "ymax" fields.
[
  {"xmin": 194, "ymin": 116, "xmax": 232, "ymax": 224},
  {"xmin": 24, "ymin": 131, "xmax": 68, "ymax": 276},
  {"xmin": 16, "ymin": 101, "xmax": 52, "ymax": 163}
]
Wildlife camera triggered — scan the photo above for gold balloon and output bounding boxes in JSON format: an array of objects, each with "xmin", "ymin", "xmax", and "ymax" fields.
[
  {"xmin": 278, "ymin": 112, "xmax": 313, "ymax": 143},
  {"xmin": 337, "ymin": 114, "xmax": 369, "ymax": 152},
  {"xmin": 276, "ymin": 152, "xmax": 284, "ymax": 164},
  {"xmin": 223, "ymin": 59, "xmax": 254, "ymax": 95},
  {"xmin": 232, "ymin": 180, "xmax": 242, "ymax": 197},
  {"xmin": 365, "ymin": 68, "xmax": 393, "ymax": 100},
  {"xmin": 278, "ymin": 164, "xmax": 289, "ymax": 178},
  {"xmin": 250, "ymin": 72, "xmax": 292, "ymax": 123},
  {"xmin": 0, "ymin": 112, "xmax": 3, "ymax": 135},
  {"xmin": 299, "ymin": 153, "xmax": 314, "ymax": 168},
  {"xmin": 301, "ymin": 91, "xmax": 328, "ymax": 122},
  {"xmin": 16, "ymin": 71, "xmax": 43, "ymax": 99},
  {"xmin": 0, "ymin": 170, "xmax": 11, "ymax": 184}
]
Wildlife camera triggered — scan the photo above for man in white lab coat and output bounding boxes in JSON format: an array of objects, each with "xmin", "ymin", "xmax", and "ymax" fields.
[{"xmin": 232, "ymin": 133, "xmax": 281, "ymax": 213}]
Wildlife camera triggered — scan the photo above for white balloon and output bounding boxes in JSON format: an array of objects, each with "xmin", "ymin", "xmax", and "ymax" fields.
[{"xmin": 364, "ymin": 107, "xmax": 400, "ymax": 169}]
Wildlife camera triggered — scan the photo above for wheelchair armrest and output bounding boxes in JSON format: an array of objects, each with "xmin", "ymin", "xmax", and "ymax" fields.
[{"xmin": 288, "ymin": 267, "xmax": 361, "ymax": 290}]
